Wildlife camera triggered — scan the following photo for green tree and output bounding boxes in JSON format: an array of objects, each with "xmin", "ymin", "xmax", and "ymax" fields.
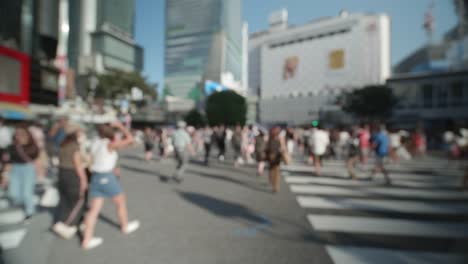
[
  {"xmin": 184, "ymin": 108, "xmax": 207, "ymax": 128},
  {"xmin": 340, "ymin": 85, "xmax": 397, "ymax": 121},
  {"xmin": 205, "ymin": 90, "xmax": 247, "ymax": 126},
  {"xmin": 161, "ymin": 84, "xmax": 174, "ymax": 99},
  {"xmin": 88, "ymin": 69, "xmax": 157, "ymax": 100}
]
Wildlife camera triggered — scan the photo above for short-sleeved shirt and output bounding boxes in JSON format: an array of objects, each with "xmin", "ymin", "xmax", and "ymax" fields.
[
  {"xmin": 172, "ymin": 129, "xmax": 191, "ymax": 152},
  {"xmin": 52, "ymin": 128, "xmax": 66, "ymax": 146},
  {"xmin": 359, "ymin": 129, "xmax": 370, "ymax": 149},
  {"xmin": 59, "ymin": 142, "xmax": 80, "ymax": 169},
  {"xmin": 373, "ymin": 132, "xmax": 389, "ymax": 157},
  {"xmin": 7, "ymin": 143, "xmax": 39, "ymax": 164}
]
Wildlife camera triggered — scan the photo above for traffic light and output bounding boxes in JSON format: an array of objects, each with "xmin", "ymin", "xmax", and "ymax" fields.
[{"xmin": 312, "ymin": 120, "xmax": 319, "ymax": 127}]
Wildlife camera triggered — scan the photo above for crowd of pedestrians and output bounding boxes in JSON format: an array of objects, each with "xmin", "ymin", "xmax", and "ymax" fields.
[
  {"xmin": 1, "ymin": 116, "xmax": 467, "ymax": 251},
  {"xmin": 0, "ymin": 118, "xmax": 140, "ymax": 250},
  {"xmin": 137, "ymin": 121, "xmax": 468, "ymax": 191}
]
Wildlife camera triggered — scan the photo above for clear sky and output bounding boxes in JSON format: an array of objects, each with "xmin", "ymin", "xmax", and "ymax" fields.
[{"xmin": 135, "ymin": 0, "xmax": 458, "ymax": 86}]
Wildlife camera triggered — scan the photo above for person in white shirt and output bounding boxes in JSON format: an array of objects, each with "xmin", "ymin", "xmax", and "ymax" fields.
[
  {"xmin": 309, "ymin": 125, "xmax": 330, "ymax": 176},
  {"xmin": 389, "ymin": 128, "xmax": 402, "ymax": 163},
  {"xmin": 81, "ymin": 122, "xmax": 139, "ymax": 250}
]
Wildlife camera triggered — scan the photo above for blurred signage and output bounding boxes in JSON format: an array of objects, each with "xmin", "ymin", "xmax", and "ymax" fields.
[
  {"xmin": 131, "ymin": 86, "xmax": 143, "ymax": 101},
  {"xmin": 205, "ymin": 80, "xmax": 228, "ymax": 96},
  {"xmin": 41, "ymin": 68, "xmax": 59, "ymax": 92},
  {"xmin": 329, "ymin": 49, "xmax": 344, "ymax": 70},
  {"xmin": 0, "ymin": 46, "xmax": 30, "ymax": 104},
  {"xmin": 283, "ymin": 56, "xmax": 299, "ymax": 80}
]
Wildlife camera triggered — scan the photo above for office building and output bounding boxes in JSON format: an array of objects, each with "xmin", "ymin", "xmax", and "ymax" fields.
[
  {"xmin": 69, "ymin": 0, "xmax": 143, "ymax": 95},
  {"xmin": 164, "ymin": 0, "xmax": 243, "ymax": 99},
  {"xmin": 249, "ymin": 10, "xmax": 391, "ymax": 125}
]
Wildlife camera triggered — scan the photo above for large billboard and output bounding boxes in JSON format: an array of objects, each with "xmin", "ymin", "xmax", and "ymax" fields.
[
  {"xmin": 260, "ymin": 16, "xmax": 390, "ymax": 99},
  {"xmin": 0, "ymin": 46, "xmax": 30, "ymax": 104}
]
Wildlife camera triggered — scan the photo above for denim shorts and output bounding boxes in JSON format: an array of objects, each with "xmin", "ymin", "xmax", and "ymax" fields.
[{"xmin": 89, "ymin": 172, "xmax": 123, "ymax": 198}]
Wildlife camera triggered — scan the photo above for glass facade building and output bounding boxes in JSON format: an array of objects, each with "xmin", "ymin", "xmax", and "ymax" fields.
[
  {"xmin": 165, "ymin": 0, "xmax": 242, "ymax": 98},
  {"xmin": 69, "ymin": 0, "xmax": 142, "ymax": 76}
]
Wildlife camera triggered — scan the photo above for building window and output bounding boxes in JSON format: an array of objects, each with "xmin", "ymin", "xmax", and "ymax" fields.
[
  {"xmin": 450, "ymin": 82, "xmax": 463, "ymax": 107},
  {"xmin": 436, "ymin": 85, "xmax": 447, "ymax": 108},
  {"xmin": 422, "ymin": 84, "xmax": 433, "ymax": 108}
]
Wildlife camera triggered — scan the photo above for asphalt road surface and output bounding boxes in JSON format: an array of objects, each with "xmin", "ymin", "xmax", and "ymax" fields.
[{"xmin": 2, "ymin": 148, "xmax": 468, "ymax": 264}]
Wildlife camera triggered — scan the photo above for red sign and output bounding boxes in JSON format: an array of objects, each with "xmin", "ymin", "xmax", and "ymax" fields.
[{"xmin": 0, "ymin": 46, "xmax": 30, "ymax": 105}]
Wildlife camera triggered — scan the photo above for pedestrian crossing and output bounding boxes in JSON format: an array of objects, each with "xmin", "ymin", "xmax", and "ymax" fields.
[
  {"xmin": 283, "ymin": 160, "xmax": 468, "ymax": 264},
  {"xmin": 0, "ymin": 189, "xmax": 28, "ymax": 251},
  {"xmin": 0, "ymin": 186, "xmax": 47, "ymax": 251}
]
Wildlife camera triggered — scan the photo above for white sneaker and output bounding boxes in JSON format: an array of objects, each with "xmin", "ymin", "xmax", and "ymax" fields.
[
  {"xmin": 124, "ymin": 220, "xmax": 140, "ymax": 234},
  {"xmin": 83, "ymin": 237, "xmax": 103, "ymax": 250},
  {"xmin": 52, "ymin": 222, "xmax": 77, "ymax": 240}
]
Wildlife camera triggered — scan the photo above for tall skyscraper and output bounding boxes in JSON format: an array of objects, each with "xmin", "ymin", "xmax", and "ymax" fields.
[
  {"xmin": 69, "ymin": 0, "xmax": 143, "ymax": 95},
  {"xmin": 164, "ymin": 0, "xmax": 243, "ymax": 99}
]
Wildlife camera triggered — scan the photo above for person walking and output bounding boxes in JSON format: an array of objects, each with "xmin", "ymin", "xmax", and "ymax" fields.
[
  {"xmin": 81, "ymin": 122, "xmax": 140, "ymax": 250},
  {"xmin": 171, "ymin": 121, "xmax": 192, "ymax": 183},
  {"xmin": 202, "ymin": 126, "xmax": 213, "ymax": 166},
  {"xmin": 232, "ymin": 125, "xmax": 243, "ymax": 167},
  {"xmin": 389, "ymin": 128, "xmax": 402, "ymax": 163},
  {"xmin": 143, "ymin": 127, "xmax": 155, "ymax": 161},
  {"xmin": 48, "ymin": 117, "xmax": 68, "ymax": 166},
  {"xmin": 215, "ymin": 125, "xmax": 226, "ymax": 161},
  {"xmin": 29, "ymin": 121, "xmax": 48, "ymax": 180},
  {"xmin": 369, "ymin": 124, "xmax": 391, "ymax": 185},
  {"xmin": 4, "ymin": 125, "xmax": 39, "ymax": 219},
  {"xmin": 309, "ymin": 125, "xmax": 330, "ymax": 176},
  {"xmin": 286, "ymin": 127, "xmax": 295, "ymax": 156},
  {"xmin": 255, "ymin": 129, "xmax": 266, "ymax": 176},
  {"xmin": 266, "ymin": 127, "xmax": 286, "ymax": 193},
  {"xmin": 346, "ymin": 127, "xmax": 361, "ymax": 180},
  {"xmin": 52, "ymin": 123, "xmax": 88, "ymax": 239},
  {"xmin": 0, "ymin": 118, "xmax": 13, "ymax": 187},
  {"xmin": 359, "ymin": 123, "xmax": 371, "ymax": 166}
]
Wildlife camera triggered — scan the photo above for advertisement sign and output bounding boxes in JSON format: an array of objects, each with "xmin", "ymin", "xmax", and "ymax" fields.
[
  {"xmin": 283, "ymin": 56, "xmax": 299, "ymax": 80},
  {"xmin": 0, "ymin": 46, "xmax": 30, "ymax": 105},
  {"xmin": 329, "ymin": 49, "xmax": 344, "ymax": 70}
]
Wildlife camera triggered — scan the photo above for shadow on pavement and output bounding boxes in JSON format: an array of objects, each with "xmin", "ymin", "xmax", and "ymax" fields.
[
  {"xmin": 120, "ymin": 164, "xmax": 171, "ymax": 183},
  {"xmin": 177, "ymin": 191, "xmax": 266, "ymax": 224},
  {"xmin": 187, "ymin": 169, "xmax": 271, "ymax": 194},
  {"xmin": 98, "ymin": 213, "xmax": 121, "ymax": 230}
]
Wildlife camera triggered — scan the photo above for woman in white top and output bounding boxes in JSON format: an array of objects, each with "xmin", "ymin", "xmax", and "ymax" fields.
[{"xmin": 81, "ymin": 122, "xmax": 139, "ymax": 250}]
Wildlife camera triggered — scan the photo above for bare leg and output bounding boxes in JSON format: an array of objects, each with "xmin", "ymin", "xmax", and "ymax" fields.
[
  {"xmin": 82, "ymin": 198, "xmax": 104, "ymax": 247},
  {"xmin": 381, "ymin": 165, "xmax": 391, "ymax": 184},
  {"xmin": 314, "ymin": 156, "xmax": 321, "ymax": 176},
  {"xmin": 112, "ymin": 194, "xmax": 128, "ymax": 232},
  {"xmin": 270, "ymin": 166, "xmax": 280, "ymax": 193},
  {"xmin": 257, "ymin": 161, "xmax": 265, "ymax": 176},
  {"xmin": 347, "ymin": 157, "xmax": 358, "ymax": 180}
]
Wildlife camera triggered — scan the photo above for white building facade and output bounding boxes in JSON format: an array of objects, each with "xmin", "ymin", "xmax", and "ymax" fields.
[{"xmin": 249, "ymin": 11, "xmax": 391, "ymax": 125}]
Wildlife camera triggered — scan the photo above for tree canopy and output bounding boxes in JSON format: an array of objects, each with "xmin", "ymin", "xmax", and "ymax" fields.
[
  {"xmin": 89, "ymin": 69, "xmax": 157, "ymax": 100},
  {"xmin": 184, "ymin": 108, "xmax": 207, "ymax": 128},
  {"xmin": 205, "ymin": 90, "xmax": 247, "ymax": 126},
  {"xmin": 340, "ymin": 85, "xmax": 397, "ymax": 121}
]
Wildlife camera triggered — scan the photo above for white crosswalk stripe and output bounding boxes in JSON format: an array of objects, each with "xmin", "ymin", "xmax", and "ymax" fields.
[
  {"xmin": 0, "ymin": 192, "xmax": 28, "ymax": 251},
  {"xmin": 283, "ymin": 159, "xmax": 468, "ymax": 264},
  {"xmin": 308, "ymin": 214, "xmax": 468, "ymax": 238},
  {"xmin": 0, "ymin": 228, "xmax": 27, "ymax": 250},
  {"xmin": 297, "ymin": 196, "xmax": 468, "ymax": 214},
  {"xmin": 326, "ymin": 246, "xmax": 467, "ymax": 264},
  {"xmin": 290, "ymin": 185, "xmax": 468, "ymax": 199}
]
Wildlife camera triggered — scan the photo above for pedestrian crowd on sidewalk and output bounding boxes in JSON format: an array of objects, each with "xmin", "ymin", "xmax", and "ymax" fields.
[
  {"xmin": 0, "ymin": 117, "xmax": 139, "ymax": 250},
  {"xmin": 1, "ymin": 116, "xmax": 468, "ymax": 251}
]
